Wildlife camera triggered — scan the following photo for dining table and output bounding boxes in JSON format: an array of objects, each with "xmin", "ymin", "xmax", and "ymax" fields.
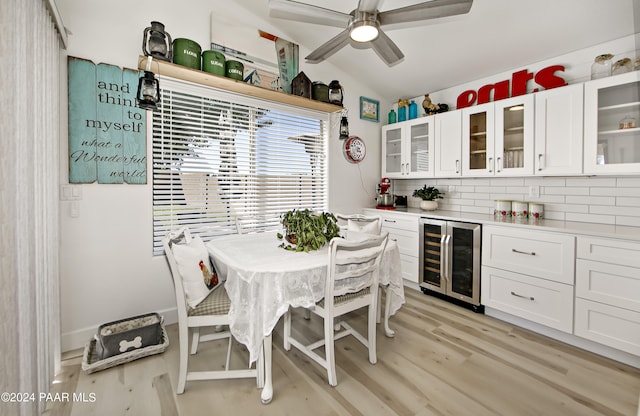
[{"xmin": 205, "ymin": 230, "xmax": 405, "ymax": 404}]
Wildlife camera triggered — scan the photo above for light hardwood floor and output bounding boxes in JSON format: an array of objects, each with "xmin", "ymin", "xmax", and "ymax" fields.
[{"xmin": 44, "ymin": 288, "xmax": 640, "ymax": 416}]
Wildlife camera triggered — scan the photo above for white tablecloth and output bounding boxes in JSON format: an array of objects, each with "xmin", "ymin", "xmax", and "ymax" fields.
[{"xmin": 206, "ymin": 231, "xmax": 405, "ymax": 363}]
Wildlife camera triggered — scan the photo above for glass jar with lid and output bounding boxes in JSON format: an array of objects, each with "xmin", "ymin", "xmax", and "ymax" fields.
[
  {"xmin": 591, "ymin": 53, "xmax": 613, "ymax": 80},
  {"xmin": 612, "ymin": 58, "xmax": 633, "ymax": 76}
]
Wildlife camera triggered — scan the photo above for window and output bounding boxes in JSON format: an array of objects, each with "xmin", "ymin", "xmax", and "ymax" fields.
[{"xmin": 152, "ymin": 77, "xmax": 330, "ymax": 254}]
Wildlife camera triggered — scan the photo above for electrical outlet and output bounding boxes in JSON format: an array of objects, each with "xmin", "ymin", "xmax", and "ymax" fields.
[{"xmin": 529, "ymin": 185, "xmax": 540, "ymax": 198}]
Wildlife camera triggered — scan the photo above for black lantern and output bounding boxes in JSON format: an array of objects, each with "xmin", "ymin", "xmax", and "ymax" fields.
[
  {"xmin": 142, "ymin": 21, "xmax": 172, "ymax": 61},
  {"xmin": 339, "ymin": 114, "xmax": 349, "ymax": 139},
  {"xmin": 328, "ymin": 80, "xmax": 343, "ymax": 106},
  {"xmin": 136, "ymin": 71, "xmax": 160, "ymax": 111}
]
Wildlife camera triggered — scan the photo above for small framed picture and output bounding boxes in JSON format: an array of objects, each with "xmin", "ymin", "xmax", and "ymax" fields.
[{"xmin": 359, "ymin": 96, "xmax": 379, "ymax": 122}]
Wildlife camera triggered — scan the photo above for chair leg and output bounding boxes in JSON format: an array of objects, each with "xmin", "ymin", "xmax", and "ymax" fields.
[
  {"xmin": 303, "ymin": 309, "xmax": 311, "ymax": 320},
  {"xmin": 177, "ymin": 324, "xmax": 189, "ymax": 394},
  {"xmin": 324, "ymin": 315, "xmax": 337, "ymax": 387},
  {"xmin": 225, "ymin": 334, "xmax": 233, "ymax": 371},
  {"xmin": 190, "ymin": 327, "xmax": 200, "ymax": 355},
  {"xmin": 368, "ymin": 303, "xmax": 377, "ymax": 365},
  {"xmin": 283, "ymin": 309, "xmax": 291, "ymax": 351},
  {"xmin": 376, "ymin": 286, "xmax": 382, "ymax": 324}
]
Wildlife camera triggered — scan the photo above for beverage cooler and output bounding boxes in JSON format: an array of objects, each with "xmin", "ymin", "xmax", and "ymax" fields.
[{"xmin": 419, "ymin": 218, "xmax": 483, "ymax": 312}]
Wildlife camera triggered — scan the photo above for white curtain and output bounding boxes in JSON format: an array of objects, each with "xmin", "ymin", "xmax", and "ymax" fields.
[{"xmin": 0, "ymin": 0, "xmax": 64, "ymax": 414}]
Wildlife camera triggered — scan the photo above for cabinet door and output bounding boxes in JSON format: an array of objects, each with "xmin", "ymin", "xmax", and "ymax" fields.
[
  {"xmin": 584, "ymin": 71, "xmax": 640, "ymax": 174},
  {"xmin": 495, "ymin": 95, "xmax": 534, "ymax": 176},
  {"xmin": 462, "ymin": 102, "xmax": 495, "ymax": 176},
  {"xmin": 381, "ymin": 124, "xmax": 403, "ymax": 178},
  {"xmin": 534, "ymin": 84, "xmax": 584, "ymax": 175},
  {"xmin": 435, "ymin": 110, "xmax": 462, "ymax": 177},
  {"xmin": 405, "ymin": 117, "xmax": 435, "ymax": 178}
]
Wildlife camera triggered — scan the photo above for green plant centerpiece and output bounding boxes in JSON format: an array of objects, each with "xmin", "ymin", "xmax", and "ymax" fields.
[
  {"xmin": 277, "ymin": 209, "xmax": 340, "ymax": 252},
  {"xmin": 412, "ymin": 185, "xmax": 444, "ymax": 201}
]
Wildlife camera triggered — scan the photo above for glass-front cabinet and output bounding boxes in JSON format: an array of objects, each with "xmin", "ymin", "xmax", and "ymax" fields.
[
  {"xmin": 462, "ymin": 95, "xmax": 534, "ymax": 176},
  {"xmin": 382, "ymin": 116, "xmax": 435, "ymax": 178},
  {"xmin": 584, "ymin": 71, "xmax": 640, "ymax": 174}
]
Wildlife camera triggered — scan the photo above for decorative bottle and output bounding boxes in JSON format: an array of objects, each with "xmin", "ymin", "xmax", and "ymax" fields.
[
  {"xmin": 408, "ymin": 100, "xmax": 418, "ymax": 119},
  {"xmin": 388, "ymin": 109, "xmax": 396, "ymax": 124}
]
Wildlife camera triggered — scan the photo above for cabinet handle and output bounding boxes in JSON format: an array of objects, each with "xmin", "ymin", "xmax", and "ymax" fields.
[
  {"xmin": 512, "ymin": 248, "xmax": 536, "ymax": 256},
  {"xmin": 497, "ymin": 156, "xmax": 502, "ymax": 172},
  {"xmin": 488, "ymin": 157, "xmax": 493, "ymax": 173},
  {"xmin": 384, "ymin": 219, "xmax": 396, "ymax": 223},
  {"xmin": 455, "ymin": 160, "xmax": 460, "ymax": 174},
  {"xmin": 511, "ymin": 291, "xmax": 535, "ymax": 301},
  {"xmin": 538, "ymin": 153, "xmax": 543, "ymax": 171}
]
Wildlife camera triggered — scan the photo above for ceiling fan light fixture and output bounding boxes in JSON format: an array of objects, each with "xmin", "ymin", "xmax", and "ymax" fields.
[
  {"xmin": 349, "ymin": 11, "xmax": 379, "ymax": 42},
  {"xmin": 350, "ymin": 21, "xmax": 379, "ymax": 42}
]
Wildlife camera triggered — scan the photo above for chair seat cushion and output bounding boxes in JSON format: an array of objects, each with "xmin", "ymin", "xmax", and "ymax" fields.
[
  {"xmin": 188, "ymin": 283, "xmax": 230, "ymax": 316},
  {"xmin": 317, "ymin": 287, "xmax": 370, "ymax": 307}
]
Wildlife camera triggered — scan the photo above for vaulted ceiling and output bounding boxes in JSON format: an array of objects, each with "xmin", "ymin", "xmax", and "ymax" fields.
[{"xmin": 236, "ymin": 0, "xmax": 638, "ymax": 102}]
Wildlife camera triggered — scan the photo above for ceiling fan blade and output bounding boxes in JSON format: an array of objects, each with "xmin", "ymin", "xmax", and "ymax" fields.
[
  {"xmin": 356, "ymin": 0, "xmax": 383, "ymax": 14},
  {"xmin": 369, "ymin": 30, "xmax": 404, "ymax": 66},
  {"xmin": 268, "ymin": 0, "xmax": 351, "ymax": 28},
  {"xmin": 378, "ymin": 0, "xmax": 473, "ymax": 26},
  {"xmin": 305, "ymin": 29, "xmax": 351, "ymax": 63}
]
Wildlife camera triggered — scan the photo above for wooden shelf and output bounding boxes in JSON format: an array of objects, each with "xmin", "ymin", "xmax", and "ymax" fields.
[{"xmin": 137, "ymin": 56, "xmax": 343, "ymax": 114}]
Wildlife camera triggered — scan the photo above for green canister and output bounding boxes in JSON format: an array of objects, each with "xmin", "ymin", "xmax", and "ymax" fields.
[
  {"xmin": 312, "ymin": 81, "xmax": 329, "ymax": 102},
  {"xmin": 172, "ymin": 38, "xmax": 201, "ymax": 70},
  {"xmin": 202, "ymin": 50, "xmax": 226, "ymax": 76},
  {"xmin": 225, "ymin": 59, "xmax": 244, "ymax": 81}
]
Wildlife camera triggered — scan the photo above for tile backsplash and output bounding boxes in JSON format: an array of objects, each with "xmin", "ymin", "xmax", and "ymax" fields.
[{"xmin": 394, "ymin": 176, "xmax": 640, "ymax": 227}]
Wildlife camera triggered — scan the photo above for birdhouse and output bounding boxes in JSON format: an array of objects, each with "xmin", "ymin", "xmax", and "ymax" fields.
[{"xmin": 291, "ymin": 71, "xmax": 311, "ymax": 98}]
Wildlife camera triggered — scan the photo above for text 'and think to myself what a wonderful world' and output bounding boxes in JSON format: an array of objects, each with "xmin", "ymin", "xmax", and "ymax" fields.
[{"xmin": 68, "ymin": 57, "xmax": 147, "ymax": 184}]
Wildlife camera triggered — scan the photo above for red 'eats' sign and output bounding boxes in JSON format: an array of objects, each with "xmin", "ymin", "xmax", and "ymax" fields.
[{"xmin": 456, "ymin": 65, "xmax": 567, "ymax": 109}]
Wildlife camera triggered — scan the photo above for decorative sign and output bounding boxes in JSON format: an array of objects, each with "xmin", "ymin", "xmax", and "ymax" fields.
[
  {"xmin": 456, "ymin": 65, "xmax": 567, "ymax": 109},
  {"xmin": 68, "ymin": 57, "xmax": 147, "ymax": 184}
]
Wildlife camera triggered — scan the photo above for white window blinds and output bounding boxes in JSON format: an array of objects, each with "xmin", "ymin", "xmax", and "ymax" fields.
[{"xmin": 152, "ymin": 77, "xmax": 329, "ymax": 254}]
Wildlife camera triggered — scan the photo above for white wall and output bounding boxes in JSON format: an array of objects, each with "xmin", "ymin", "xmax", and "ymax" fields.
[{"xmin": 57, "ymin": 0, "xmax": 383, "ymax": 350}]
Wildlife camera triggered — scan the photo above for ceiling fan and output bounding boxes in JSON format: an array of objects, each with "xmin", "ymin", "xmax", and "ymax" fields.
[{"xmin": 268, "ymin": 0, "xmax": 473, "ymax": 66}]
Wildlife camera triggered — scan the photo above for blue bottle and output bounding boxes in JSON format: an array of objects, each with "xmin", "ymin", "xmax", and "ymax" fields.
[
  {"xmin": 409, "ymin": 100, "xmax": 418, "ymax": 119},
  {"xmin": 398, "ymin": 106, "xmax": 406, "ymax": 122}
]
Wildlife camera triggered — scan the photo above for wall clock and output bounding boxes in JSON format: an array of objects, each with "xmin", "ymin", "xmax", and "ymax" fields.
[{"xmin": 344, "ymin": 136, "xmax": 366, "ymax": 163}]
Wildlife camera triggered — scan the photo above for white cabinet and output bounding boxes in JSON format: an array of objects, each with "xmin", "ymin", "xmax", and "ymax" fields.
[
  {"xmin": 461, "ymin": 95, "xmax": 534, "ymax": 176},
  {"xmin": 382, "ymin": 117, "xmax": 435, "ymax": 178},
  {"xmin": 575, "ymin": 236, "xmax": 640, "ymax": 355},
  {"xmin": 584, "ymin": 71, "xmax": 640, "ymax": 174},
  {"xmin": 363, "ymin": 209, "xmax": 418, "ymax": 283},
  {"xmin": 534, "ymin": 83, "xmax": 584, "ymax": 175},
  {"xmin": 481, "ymin": 225, "xmax": 575, "ymax": 332},
  {"xmin": 434, "ymin": 110, "xmax": 462, "ymax": 177}
]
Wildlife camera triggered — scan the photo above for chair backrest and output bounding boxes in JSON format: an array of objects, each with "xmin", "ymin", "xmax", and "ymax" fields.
[
  {"xmin": 326, "ymin": 231, "xmax": 389, "ymax": 301},
  {"xmin": 335, "ymin": 213, "xmax": 382, "ymax": 237},
  {"xmin": 162, "ymin": 227, "xmax": 192, "ymax": 320}
]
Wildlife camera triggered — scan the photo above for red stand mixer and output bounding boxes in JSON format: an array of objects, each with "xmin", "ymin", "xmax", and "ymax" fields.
[{"xmin": 376, "ymin": 178, "xmax": 395, "ymax": 210}]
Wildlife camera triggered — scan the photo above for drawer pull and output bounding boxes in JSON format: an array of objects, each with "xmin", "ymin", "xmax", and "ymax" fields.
[
  {"xmin": 511, "ymin": 291, "xmax": 534, "ymax": 301},
  {"xmin": 512, "ymin": 248, "xmax": 536, "ymax": 256},
  {"xmin": 384, "ymin": 219, "xmax": 396, "ymax": 223}
]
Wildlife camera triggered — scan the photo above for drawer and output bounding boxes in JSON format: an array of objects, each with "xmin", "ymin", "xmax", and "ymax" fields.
[
  {"xmin": 387, "ymin": 228, "xmax": 419, "ymax": 257},
  {"xmin": 575, "ymin": 298, "xmax": 640, "ymax": 356},
  {"xmin": 482, "ymin": 226, "xmax": 575, "ymax": 284},
  {"xmin": 363, "ymin": 209, "xmax": 418, "ymax": 232},
  {"xmin": 481, "ymin": 266, "xmax": 574, "ymax": 333},
  {"xmin": 399, "ymin": 253, "xmax": 419, "ymax": 283},
  {"xmin": 577, "ymin": 236, "xmax": 640, "ymax": 268},
  {"xmin": 576, "ymin": 259, "xmax": 640, "ymax": 313}
]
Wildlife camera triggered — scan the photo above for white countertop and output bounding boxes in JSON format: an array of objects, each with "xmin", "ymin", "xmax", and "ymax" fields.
[{"xmin": 365, "ymin": 207, "xmax": 640, "ymax": 242}]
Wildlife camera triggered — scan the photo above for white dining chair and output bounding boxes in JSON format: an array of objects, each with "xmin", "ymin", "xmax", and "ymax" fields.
[
  {"xmin": 283, "ymin": 232, "xmax": 389, "ymax": 386},
  {"xmin": 163, "ymin": 227, "xmax": 263, "ymax": 394}
]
